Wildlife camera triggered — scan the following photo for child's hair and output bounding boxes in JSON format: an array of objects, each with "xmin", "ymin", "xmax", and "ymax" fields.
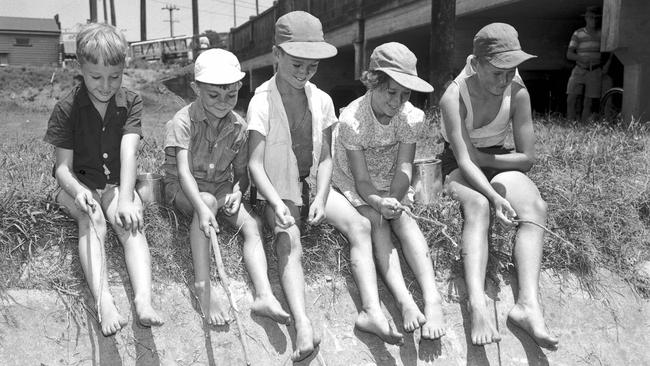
[
  {"xmin": 360, "ymin": 70, "xmax": 390, "ymax": 90},
  {"xmin": 76, "ymin": 23, "xmax": 129, "ymax": 66}
]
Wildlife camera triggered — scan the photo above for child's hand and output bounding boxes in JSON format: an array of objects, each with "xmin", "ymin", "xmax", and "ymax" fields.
[
  {"xmin": 75, "ymin": 190, "xmax": 97, "ymax": 215},
  {"xmin": 379, "ymin": 197, "xmax": 403, "ymax": 220},
  {"xmin": 274, "ymin": 204, "xmax": 295, "ymax": 229},
  {"xmin": 307, "ymin": 197, "xmax": 326, "ymax": 226},
  {"xmin": 493, "ymin": 197, "xmax": 517, "ymax": 227},
  {"xmin": 223, "ymin": 191, "xmax": 242, "ymax": 216},
  {"xmin": 116, "ymin": 199, "xmax": 144, "ymax": 235},
  {"xmin": 198, "ymin": 205, "xmax": 219, "ymax": 238}
]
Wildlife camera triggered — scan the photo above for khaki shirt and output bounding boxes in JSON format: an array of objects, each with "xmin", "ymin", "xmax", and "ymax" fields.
[{"xmin": 163, "ymin": 101, "xmax": 248, "ymax": 185}]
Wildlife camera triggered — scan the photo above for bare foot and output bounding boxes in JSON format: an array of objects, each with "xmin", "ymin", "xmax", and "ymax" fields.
[
  {"xmin": 251, "ymin": 294, "xmax": 291, "ymax": 325},
  {"xmin": 508, "ymin": 303, "xmax": 559, "ymax": 350},
  {"xmin": 355, "ymin": 307, "xmax": 404, "ymax": 345},
  {"xmin": 134, "ymin": 298, "xmax": 164, "ymax": 327},
  {"xmin": 467, "ymin": 300, "xmax": 501, "ymax": 346},
  {"xmin": 98, "ymin": 295, "xmax": 127, "ymax": 337},
  {"xmin": 401, "ymin": 304, "xmax": 426, "ymax": 333},
  {"xmin": 195, "ymin": 282, "xmax": 230, "ymax": 326},
  {"xmin": 291, "ymin": 320, "xmax": 321, "ymax": 362},
  {"xmin": 421, "ymin": 301, "xmax": 446, "ymax": 340}
]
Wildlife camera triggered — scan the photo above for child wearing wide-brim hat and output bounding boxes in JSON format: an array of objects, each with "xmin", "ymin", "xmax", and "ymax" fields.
[
  {"xmin": 247, "ymin": 11, "xmax": 407, "ymax": 360},
  {"xmin": 332, "ymin": 41, "xmax": 446, "ymax": 341},
  {"xmin": 439, "ymin": 22, "xmax": 559, "ymax": 350}
]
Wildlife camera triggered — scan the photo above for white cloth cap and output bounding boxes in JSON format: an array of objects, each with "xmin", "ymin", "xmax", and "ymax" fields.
[{"xmin": 194, "ymin": 48, "xmax": 245, "ymax": 85}]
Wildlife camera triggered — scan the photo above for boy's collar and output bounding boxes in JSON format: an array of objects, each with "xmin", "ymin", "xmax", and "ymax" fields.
[
  {"xmin": 189, "ymin": 101, "xmax": 240, "ymax": 126},
  {"xmin": 77, "ymin": 83, "xmax": 126, "ymax": 108}
]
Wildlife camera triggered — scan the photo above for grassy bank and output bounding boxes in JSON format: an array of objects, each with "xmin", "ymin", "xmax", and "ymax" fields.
[{"xmin": 0, "ymin": 65, "xmax": 648, "ymax": 301}]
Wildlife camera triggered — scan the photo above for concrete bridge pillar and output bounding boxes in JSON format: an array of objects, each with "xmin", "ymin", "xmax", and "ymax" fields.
[{"xmin": 603, "ymin": 0, "xmax": 650, "ymax": 122}]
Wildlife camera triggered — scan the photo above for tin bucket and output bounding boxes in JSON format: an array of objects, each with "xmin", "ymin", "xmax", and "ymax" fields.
[
  {"xmin": 412, "ymin": 158, "xmax": 442, "ymax": 204},
  {"xmin": 136, "ymin": 173, "xmax": 164, "ymax": 204}
]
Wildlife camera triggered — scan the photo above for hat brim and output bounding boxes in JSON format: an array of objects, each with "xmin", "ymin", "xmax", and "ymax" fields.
[
  {"xmin": 195, "ymin": 70, "xmax": 246, "ymax": 85},
  {"xmin": 278, "ymin": 42, "xmax": 337, "ymax": 59},
  {"xmin": 377, "ymin": 68, "xmax": 433, "ymax": 93},
  {"xmin": 486, "ymin": 50, "xmax": 536, "ymax": 69}
]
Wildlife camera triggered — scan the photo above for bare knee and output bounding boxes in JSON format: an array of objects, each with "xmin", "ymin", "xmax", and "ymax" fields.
[
  {"xmin": 275, "ymin": 226, "xmax": 302, "ymax": 258},
  {"xmin": 199, "ymin": 192, "xmax": 220, "ymax": 212},
  {"xmin": 518, "ymin": 196, "xmax": 547, "ymax": 220},
  {"xmin": 343, "ymin": 216, "xmax": 372, "ymax": 246},
  {"xmin": 463, "ymin": 195, "xmax": 490, "ymax": 223}
]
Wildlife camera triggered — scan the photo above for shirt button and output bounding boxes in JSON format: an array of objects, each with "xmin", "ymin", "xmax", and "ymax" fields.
[
  {"xmin": 102, "ymin": 153, "xmax": 108, "ymax": 159},
  {"xmin": 208, "ymin": 163, "xmax": 215, "ymax": 169}
]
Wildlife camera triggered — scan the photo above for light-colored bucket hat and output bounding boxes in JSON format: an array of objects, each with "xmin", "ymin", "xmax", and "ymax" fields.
[
  {"xmin": 368, "ymin": 42, "xmax": 433, "ymax": 93},
  {"xmin": 275, "ymin": 11, "xmax": 337, "ymax": 59},
  {"xmin": 473, "ymin": 23, "xmax": 536, "ymax": 69}
]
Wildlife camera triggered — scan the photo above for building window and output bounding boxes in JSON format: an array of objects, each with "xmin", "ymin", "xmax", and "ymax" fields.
[
  {"xmin": 0, "ymin": 53, "xmax": 7, "ymax": 65},
  {"xmin": 14, "ymin": 37, "xmax": 31, "ymax": 47}
]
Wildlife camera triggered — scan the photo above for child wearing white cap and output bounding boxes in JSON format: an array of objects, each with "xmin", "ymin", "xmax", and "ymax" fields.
[
  {"xmin": 163, "ymin": 48, "xmax": 289, "ymax": 327},
  {"xmin": 332, "ymin": 42, "xmax": 446, "ymax": 340},
  {"xmin": 247, "ymin": 11, "xmax": 404, "ymax": 360},
  {"xmin": 439, "ymin": 23, "xmax": 558, "ymax": 349}
]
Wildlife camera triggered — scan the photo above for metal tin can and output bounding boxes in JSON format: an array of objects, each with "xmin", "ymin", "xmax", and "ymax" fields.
[
  {"xmin": 412, "ymin": 158, "xmax": 442, "ymax": 204},
  {"xmin": 136, "ymin": 173, "xmax": 164, "ymax": 204}
]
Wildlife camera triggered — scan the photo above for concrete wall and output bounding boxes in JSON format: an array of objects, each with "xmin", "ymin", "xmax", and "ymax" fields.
[
  {"xmin": 0, "ymin": 32, "xmax": 60, "ymax": 66},
  {"xmin": 603, "ymin": 0, "xmax": 650, "ymax": 122}
]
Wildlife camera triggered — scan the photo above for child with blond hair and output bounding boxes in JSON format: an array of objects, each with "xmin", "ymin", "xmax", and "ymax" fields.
[{"xmin": 44, "ymin": 22, "xmax": 163, "ymax": 336}]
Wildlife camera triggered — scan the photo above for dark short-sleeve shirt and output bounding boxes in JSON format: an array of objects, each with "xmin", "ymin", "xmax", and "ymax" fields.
[
  {"xmin": 43, "ymin": 84, "xmax": 143, "ymax": 189},
  {"xmin": 162, "ymin": 101, "xmax": 248, "ymax": 185}
]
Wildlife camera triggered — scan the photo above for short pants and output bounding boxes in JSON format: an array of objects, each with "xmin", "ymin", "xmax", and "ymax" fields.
[
  {"xmin": 163, "ymin": 177, "xmax": 233, "ymax": 216},
  {"xmin": 566, "ymin": 65, "xmax": 602, "ymax": 99},
  {"xmin": 439, "ymin": 142, "xmax": 515, "ymax": 181}
]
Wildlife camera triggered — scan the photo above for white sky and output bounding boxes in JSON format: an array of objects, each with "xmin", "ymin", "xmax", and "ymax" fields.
[{"xmin": 0, "ymin": 0, "xmax": 275, "ymax": 42}]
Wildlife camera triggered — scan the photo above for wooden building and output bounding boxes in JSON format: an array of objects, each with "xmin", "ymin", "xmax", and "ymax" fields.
[{"xmin": 0, "ymin": 16, "xmax": 61, "ymax": 66}]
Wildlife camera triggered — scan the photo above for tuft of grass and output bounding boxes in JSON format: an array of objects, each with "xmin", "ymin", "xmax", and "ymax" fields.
[{"xmin": 1, "ymin": 65, "xmax": 648, "ymax": 302}]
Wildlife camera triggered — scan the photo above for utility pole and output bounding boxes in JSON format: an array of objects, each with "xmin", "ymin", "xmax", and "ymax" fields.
[
  {"xmin": 233, "ymin": 0, "xmax": 237, "ymax": 27},
  {"xmin": 109, "ymin": 0, "xmax": 116, "ymax": 26},
  {"xmin": 140, "ymin": 0, "xmax": 146, "ymax": 41},
  {"xmin": 192, "ymin": 0, "xmax": 198, "ymax": 37},
  {"xmin": 256, "ymin": 0, "xmax": 259, "ymax": 15},
  {"xmin": 89, "ymin": 0, "xmax": 97, "ymax": 22},
  {"xmin": 429, "ymin": 0, "xmax": 456, "ymax": 105},
  {"xmin": 102, "ymin": 0, "xmax": 108, "ymax": 23},
  {"xmin": 162, "ymin": 4, "xmax": 180, "ymax": 37}
]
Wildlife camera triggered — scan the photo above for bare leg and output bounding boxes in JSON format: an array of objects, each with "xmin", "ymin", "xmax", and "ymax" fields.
[
  {"xmin": 224, "ymin": 203, "xmax": 290, "ymax": 324},
  {"xmin": 57, "ymin": 189, "xmax": 126, "ymax": 336},
  {"xmin": 491, "ymin": 172, "xmax": 559, "ymax": 350},
  {"xmin": 357, "ymin": 206, "xmax": 426, "ymax": 334},
  {"xmin": 391, "ymin": 214, "xmax": 445, "ymax": 340},
  {"xmin": 581, "ymin": 96, "xmax": 595, "ymax": 122},
  {"xmin": 566, "ymin": 93, "xmax": 578, "ymax": 121},
  {"xmin": 264, "ymin": 202, "xmax": 319, "ymax": 362},
  {"xmin": 176, "ymin": 192, "xmax": 230, "ymax": 326},
  {"xmin": 325, "ymin": 190, "xmax": 403, "ymax": 345},
  {"xmin": 103, "ymin": 187, "xmax": 163, "ymax": 328},
  {"xmin": 446, "ymin": 171, "xmax": 501, "ymax": 346}
]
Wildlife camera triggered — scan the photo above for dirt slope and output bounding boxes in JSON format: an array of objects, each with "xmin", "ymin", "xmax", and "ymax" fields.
[{"xmin": 1, "ymin": 270, "xmax": 648, "ymax": 366}]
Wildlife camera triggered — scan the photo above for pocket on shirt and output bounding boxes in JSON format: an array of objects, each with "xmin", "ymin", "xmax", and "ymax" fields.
[{"xmin": 215, "ymin": 146, "xmax": 238, "ymax": 173}]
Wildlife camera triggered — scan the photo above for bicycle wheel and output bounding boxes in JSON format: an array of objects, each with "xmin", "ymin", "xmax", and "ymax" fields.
[{"xmin": 600, "ymin": 87, "xmax": 623, "ymax": 122}]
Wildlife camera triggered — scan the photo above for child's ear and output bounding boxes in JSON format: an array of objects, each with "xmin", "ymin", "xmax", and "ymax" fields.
[{"xmin": 190, "ymin": 81, "xmax": 200, "ymax": 96}]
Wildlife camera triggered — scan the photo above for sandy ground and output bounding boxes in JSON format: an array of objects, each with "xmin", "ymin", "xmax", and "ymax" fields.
[{"xmin": 1, "ymin": 270, "xmax": 649, "ymax": 366}]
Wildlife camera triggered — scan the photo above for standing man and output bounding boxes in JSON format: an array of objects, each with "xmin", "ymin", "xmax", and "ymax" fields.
[{"xmin": 565, "ymin": 6, "xmax": 611, "ymax": 122}]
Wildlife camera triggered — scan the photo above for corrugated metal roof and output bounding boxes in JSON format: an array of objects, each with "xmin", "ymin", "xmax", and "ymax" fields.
[{"xmin": 0, "ymin": 16, "xmax": 60, "ymax": 33}]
